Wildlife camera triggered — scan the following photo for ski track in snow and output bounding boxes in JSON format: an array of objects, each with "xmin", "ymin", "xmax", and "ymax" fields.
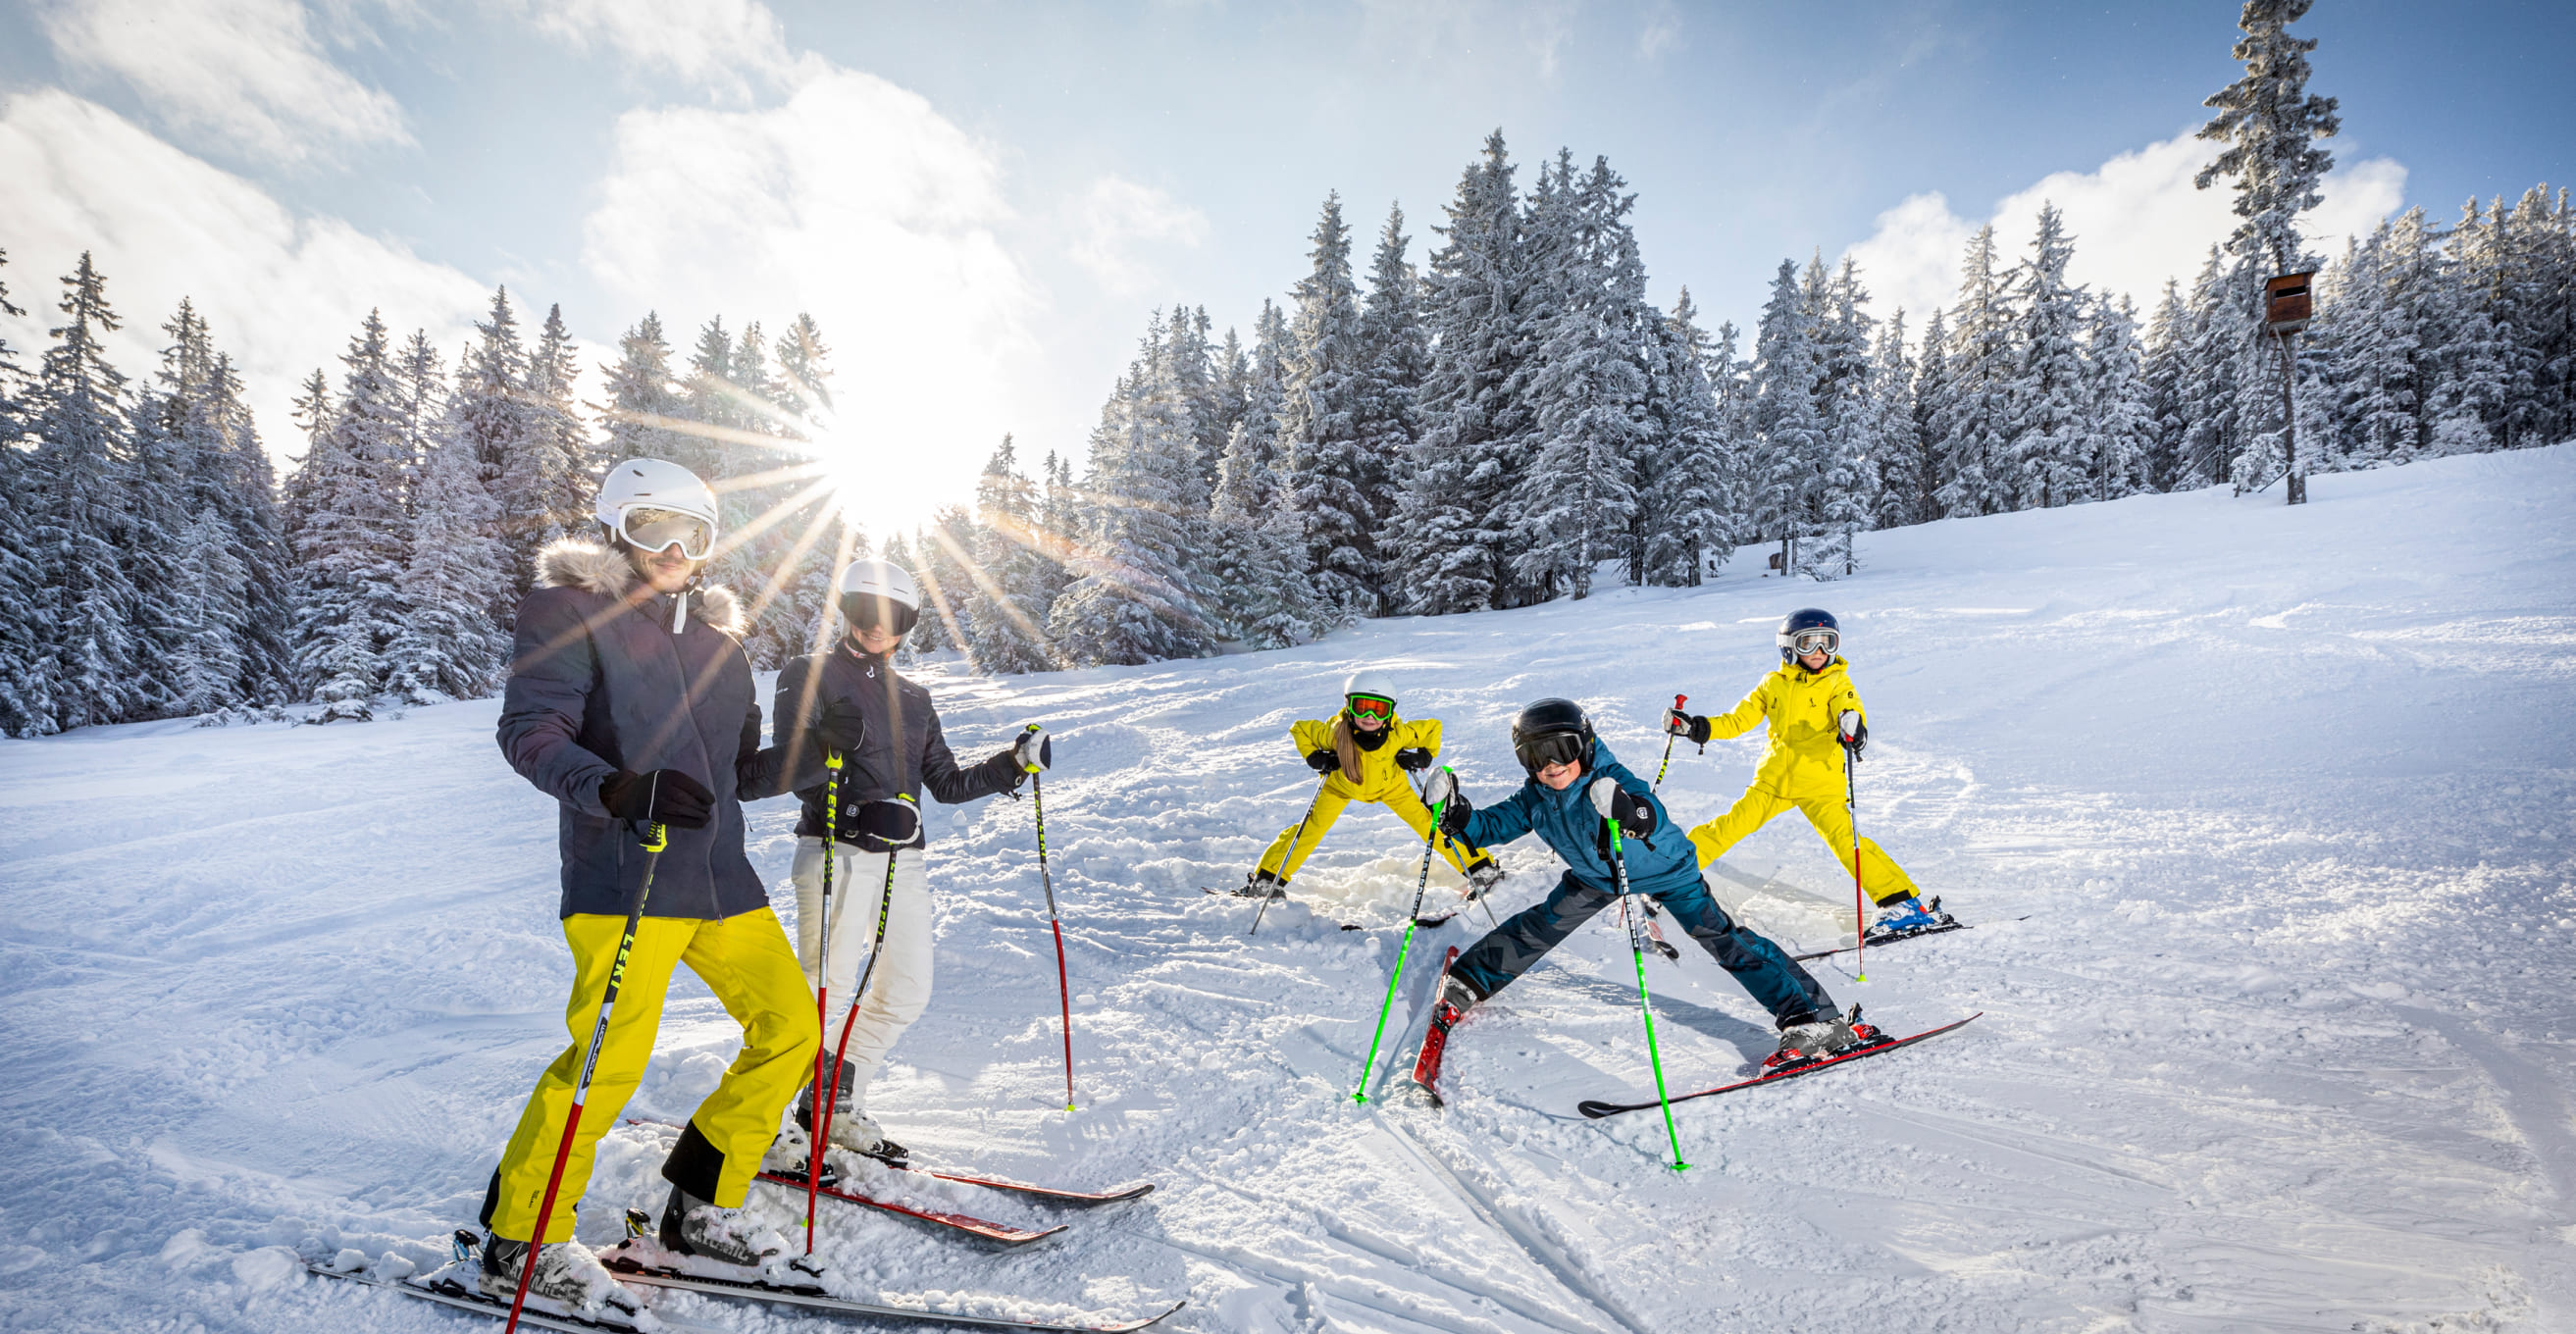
[{"xmin": 4, "ymin": 446, "xmax": 2574, "ymax": 1333}]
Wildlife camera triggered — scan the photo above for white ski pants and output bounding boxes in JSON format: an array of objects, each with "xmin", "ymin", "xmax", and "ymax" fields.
[{"xmin": 792, "ymin": 837, "xmax": 932, "ymax": 1110}]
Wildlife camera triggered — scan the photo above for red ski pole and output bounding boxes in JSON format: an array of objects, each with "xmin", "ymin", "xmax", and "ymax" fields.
[
  {"xmin": 1845, "ymin": 730, "xmax": 1866, "ymax": 984},
  {"xmin": 504, "ymin": 815, "xmax": 666, "ymax": 1334}
]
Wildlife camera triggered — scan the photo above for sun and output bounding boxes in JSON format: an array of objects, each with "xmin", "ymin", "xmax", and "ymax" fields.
[{"xmin": 800, "ymin": 413, "xmax": 978, "ymax": 541}]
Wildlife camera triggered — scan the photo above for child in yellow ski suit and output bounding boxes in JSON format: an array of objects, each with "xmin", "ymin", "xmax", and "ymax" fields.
[
  {"xmin": 1242, "ymin": 670, "xmax": 1501, "ymax": 897},
  {"xmin": 1667, "ymin": 609, "xmax": 1941, "ymax": 929}
]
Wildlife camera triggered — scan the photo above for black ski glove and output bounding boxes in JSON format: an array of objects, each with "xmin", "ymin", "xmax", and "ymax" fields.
[
  {"xmin": 598, "ymin": 768, "xmax": 715, "ymax": 830},
  {"xmin": 1664, "ymin": 709, "xmax": 1712, "ymax": 746},
  {"xmin": 1421, "ymin": 770, "xmax": 1473, "ymax": 841},
  {"xmin": 1837, "ymin": 709, "xmax": 1868, "ymax": 758},
  {"xmin": 848, "ymin": 796, "xmax": 921, "ymax": 852},
  {"xmin": 1394, "ymin": 745, "xmax": 1434, "ymax": 772},
  {"xmin": 1588, "ymin": 777, "xmax": 1657, "ymax": 857},
  {"xmin": 1305, "ymin": 747, "xmax": 1339, "ymax": 775},
  {"xmin": 808, "ymin": 700, "xmax": 868, "ymax": 757}
]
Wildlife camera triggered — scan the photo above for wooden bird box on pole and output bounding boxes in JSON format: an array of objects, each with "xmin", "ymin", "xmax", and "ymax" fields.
[{"xmin": 2265, "ymin": 271, "xmax": 2317, "ymax": 504}]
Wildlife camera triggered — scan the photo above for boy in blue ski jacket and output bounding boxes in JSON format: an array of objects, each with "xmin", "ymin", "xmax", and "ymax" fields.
[{"xmin": 1423, "ymin": 698, "xmax": 1865, "ymax": 1071}]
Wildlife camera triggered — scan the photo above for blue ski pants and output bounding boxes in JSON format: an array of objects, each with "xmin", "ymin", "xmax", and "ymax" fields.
[{"xmin": 1451, "ymin": 869, "xmax": 1832, "ymax": 1026}]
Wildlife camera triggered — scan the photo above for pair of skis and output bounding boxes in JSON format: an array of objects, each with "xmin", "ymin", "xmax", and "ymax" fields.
[
  {"xmin": 622, "ymin": 1113, "xmax": 1150, "ymax": 1247},
  {"xmin": 308, "ymin": 1243, "xmax": 1183, "ymax": 1332}
]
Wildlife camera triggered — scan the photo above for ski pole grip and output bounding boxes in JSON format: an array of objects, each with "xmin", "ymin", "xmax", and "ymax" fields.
[{"xmin": 642, "ymin": 821, "xmax": 667, "ymax": 852}]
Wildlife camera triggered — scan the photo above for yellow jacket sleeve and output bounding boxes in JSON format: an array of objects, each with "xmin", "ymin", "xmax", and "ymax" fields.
[
  {"xmin": 1706, "ymin": 677, "xmax": 1774, "ymax": 742},
  {"xmin": 1397, "ymin": 718, "xmax": 1442, "ymax": 755},
  {"xmin": 1289, "ymin": 718, "xmax": 1335, "ymax": 755}
]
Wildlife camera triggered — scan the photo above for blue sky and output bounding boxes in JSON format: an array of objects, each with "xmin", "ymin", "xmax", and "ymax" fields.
[{"xmin": 1, "ymin": 0, "xmax": 2567, "ymax": 531}]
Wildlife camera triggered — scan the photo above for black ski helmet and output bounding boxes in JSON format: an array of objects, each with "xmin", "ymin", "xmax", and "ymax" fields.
[
  {"xmin": 1511, "ymin": 697, "xmax": 1596, "ymax": 776},
  {"xmin": 1777, "ymin": 607, "xmax": 1840, "ymax": 664}
]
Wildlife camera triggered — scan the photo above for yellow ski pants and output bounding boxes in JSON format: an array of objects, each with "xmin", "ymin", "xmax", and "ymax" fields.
[
  {"xmin": 488, "ymin": 907, "xmax": 819, "ymax": 1242},
  {"xmin": 1687, "ymin": 787, "xmax": 1922, "ymax": 907},
  {"xmin": 1257, "ymin": 776, "xmax": 1486, "ymax": 883}
]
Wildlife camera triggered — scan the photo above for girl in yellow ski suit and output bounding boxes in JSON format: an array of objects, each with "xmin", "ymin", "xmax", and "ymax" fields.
[
  {"xmin": 1253, "ymin": 713, "xmax": 1497, "ymax": 888},
  {"xmin": 1672, "ymin": 654, "xmax": 1924, "ymax": 906}
]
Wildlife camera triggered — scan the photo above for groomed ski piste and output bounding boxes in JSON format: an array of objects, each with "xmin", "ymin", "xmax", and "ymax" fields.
[{"xmin": 4, "ymin": 444, "xmax": 2572, "ymax": 1333}]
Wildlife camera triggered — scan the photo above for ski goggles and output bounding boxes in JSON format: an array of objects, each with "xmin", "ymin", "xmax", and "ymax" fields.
[
  {"xmin": 1514, "ymin": 729, "xmax": 1586, "ymax": 775},
  {"xmin": 612, "ymin": 505, "xmax": 715, "ymax": 561},
  {"xmin": 840, "ymin": 592, "xmax": 921, "ymax": 638},
  {"xmin": 1345, "ymin": 693, "xmax": 1396, "ymax": 724},
  {"xmin": 1786, "ymin": 627, "xmax": 1839, "ymax": 658}
]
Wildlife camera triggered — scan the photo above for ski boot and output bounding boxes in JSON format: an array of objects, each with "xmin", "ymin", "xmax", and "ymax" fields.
[
  {"xmin": 1230, "ymin": 869, "xmax": 1288, "ymax": 899},
  {"xmin": 795, "ymin": 1060, "xmax": 909, "ymax": 1166},
  {"xmin": 758, "ymin": 1128, "xmax": 842, "ymax": 1189},
  {"xmin": 1413, "ymin": 971, "xmax": 1481, "ymax": 1100},
  {"xmin": 1763, "ymin": 1007, "xmax": 1860, "ymax": 1071},
  {"xmin": 1866, "ymin": 895, "xmax": 1951, "ymax": 941},
  {"xmin": 477, "ymin": 1233, "xmax": 641, "ymax": 1314},
  {"xmin": 1463, "ymin": 858, "xmax": 1506, "ymax": 898},
  {"xmin": 658, "ymin": 1184, "xmax": 791, "ymax": 1269}
]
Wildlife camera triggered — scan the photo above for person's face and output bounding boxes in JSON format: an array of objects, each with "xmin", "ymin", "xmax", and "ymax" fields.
[
  {"xmin": 1799, "ymin": 646, "xmax": 1831, "ymax": 671},
  {"xmin": 853, "ymin": 623, "xmax": 903, "ymax": 655},
  {"xmin": 1537, "ymin": 759, "xmax": 1581, "ymax": 791},
  {"xmin": 1354, "ymin": 712, "xmax": 1386, "ymax": 732},
  {"xmin": 632, "ymin": 541, "xmax": 697, "ymax": 594}
]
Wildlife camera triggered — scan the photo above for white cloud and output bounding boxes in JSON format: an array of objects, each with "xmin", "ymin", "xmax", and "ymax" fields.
[
  {"xmin": 35, "ymin": 0, "xmax": 410, "ymax": 166},
  {"xmin": 580, "ymin": 66, "xmax": 1040, "ymax": 536},
  {"xmin": 1064, "ymin": 178, "xmax": 1211, "ymax": 297},
  {"xmin": 0, "ymin": 90, "xmax": 490, "ymax": 460},
  {"xmin": 508, "ymin": 0, "xmax": 811, "ymax": 98},
  {"xmin": 1846, "ymin": 129, "xmax": 2408, "ymax": 334}
]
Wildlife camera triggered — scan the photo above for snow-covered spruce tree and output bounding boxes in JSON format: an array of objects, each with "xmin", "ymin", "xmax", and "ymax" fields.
[
  {"xmin": 526, "ymin": 304, "xmax": 596, "ymax": 548},
  {"xmin": 2138, "ymin": 281, "xmax": 2191, "ymax": 489},
  {"xmin": 1803, "ymin": 257, "xmax": 1878, "ymax": 578},
  {"xmin": 391, "ymin": 331, "xmax": 447, "ymax": 491},
  {"xmin": 1933, "ymin": 226, "xmax": 2014, "ymax": 518},
  {"xmin": 386, "ymin": 409, "xmax": 508, "ymax": 703},
  {"xmin": 289, "ymin": 312, "xmax": 415, "ymax": 721},
  {"xmin": 597, "ymin": 313, "xmax": 694, "ymax": 472},
  {"xmin": 2004, "ymin": 204, "xmax": 2092, "ymax": 510},
  {"xmin": 2194, "ymin": 0, "xmax": 2340, "ymax": 496},
  {"xmin": 1636, "ymin": 289, "xmax": 1734, "ymax": 586},
  {"xmin": 963, "ymin": 436, "xmax": 1058, "ymax": 674},
  {"xmin": 1038, "ymin": 448, "xmax": 1078, "ymax": 609},
  {"xmin": 1166, "ymin": 307, "xmax": 1228, "ymax": 497},
  {"xmin": 2175, "ymin": 245, "xmax": 2253, "ymax": 487},
  {"xmin": 26, "ymin": 253, "xmax": 143, "ymax": 732},
  {"xmin": 1277, "ymin": 193, "xmax": 1381, "ymax": 621},
  {"xmin": 1352, "ymin": 202, "xmax": 1428, "ymax": 604},
  {"xmin": 121, "ymin": 350, "xmax": 197, "ymax": 723},
  {"xmin": 2084, "ymin": 295, "xmax": 2157, "ymax": 499},
  {"xmin": 916, "ymin": 504, "xmax": 981, "ymax": 665},
  {"xmin": 1709, "ymin": 317, "xmax": 1758, "ymax": 547},
  {"xmin": 1870, "ymin": 308, "xmax": 1928, "ymax": 528},
  {"xmin": 1748, "ymin": 260, "xmax": 1826, "ymax": 576},
  {"xmin": 1515, "ymin": 154, "xmax": 1652, "ymax": 600},
  {"xmin": 1389, "ymin": 130, "xmax": 1530, "ymax": 615},
  {"xmin": 1207, "ymin": 419, "xmax": 1325, "ymax": 648},
  {"xmin": 1050, "ymin": 326, "xmax": 1216, "ymax": 666},
  {"xmin": 450, "ymin": 288, "xmax": 530, "ymax": 551},
  {"xmin": 157, "ymin": 305, "xmax": 294, "ymax": 704},
  {"xmin": 2428, "ymin": 211, "xmax": 2507, "ymax": 458},
  {"xmin": 0, "ymin": 250, "xmax": 52, "ymax": 735},
  {"xmin": 166, "ymin": 505, "xmax": 252, "ymax": 718}
]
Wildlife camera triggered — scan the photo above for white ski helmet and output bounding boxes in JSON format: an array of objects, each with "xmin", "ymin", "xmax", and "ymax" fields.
[
  {"xmin": 1343, "ymin": 668, "xmax": 1398, "ymax": 724},
  {"xmin": 838, "ymin": 558, "xmax": 922, "ymax": 637},
  {"xmin": 594, "ymin": 458, "xmax": 719, "ymax": 559}
]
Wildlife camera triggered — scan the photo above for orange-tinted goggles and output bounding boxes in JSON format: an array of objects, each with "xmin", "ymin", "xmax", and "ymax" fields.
[{"xmin": 1346, "ymin": 693, "xmax": 1396, "ymax": 723}]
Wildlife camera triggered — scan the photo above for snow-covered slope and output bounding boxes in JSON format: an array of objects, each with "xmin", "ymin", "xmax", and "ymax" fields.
[{"xmin": 4, "ymin": 446, "xmax": 2572, "ymax": 1333}]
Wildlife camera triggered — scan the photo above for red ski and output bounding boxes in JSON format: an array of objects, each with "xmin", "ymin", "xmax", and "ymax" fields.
[
  {"xmin": 755, "ymin": 1170, "xmax": 1065, "ymax": 1244},
  {"xmin": 1410, "ymin": 947, "xmax": 1465, "ymax": 1105},
  {"xmin": 1576, "ymin": 1013, "xmax": 1981, "ymax": 1118},
  {"xmin": 626, "ymin": 1114, "xmax": 1151, "ymax": 1207}
]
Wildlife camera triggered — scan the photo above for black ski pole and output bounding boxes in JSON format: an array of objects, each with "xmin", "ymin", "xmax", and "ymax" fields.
[
  {"xmin": 505, "ymin": 810, "xmax": 667, "ymax": 1334},
  {"xmin": 1250, "ymin": 787, "xmax": 1321, "ymax": 938}
]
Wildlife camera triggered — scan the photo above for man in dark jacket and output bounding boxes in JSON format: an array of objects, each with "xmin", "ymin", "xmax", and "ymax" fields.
[
  {"xmin": 1420, "ymin": 698, "xmax": 1861, "ymax": 1082},
  {"xmin": 771, "ymin": 558, "xmax": 1046, "ymax": 1164},
  {"xmin": 479, "ymin": 459, "xmax": 859, "ymax": 1310}
]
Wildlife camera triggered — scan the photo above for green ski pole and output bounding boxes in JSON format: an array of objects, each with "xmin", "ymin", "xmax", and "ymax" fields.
[
  {"xmin": 1604, "ymin": 802, "xmax": 1688, "ymax": 1171},
  {"xmin": 1353, "ymin": 767, "xmax": 1450, "ymax": 1103}
]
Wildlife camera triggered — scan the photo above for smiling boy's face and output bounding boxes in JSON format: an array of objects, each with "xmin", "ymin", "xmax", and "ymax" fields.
[{"xmin": 1536, "ymin": 759, "xmax": 1580, "ymax": 791}]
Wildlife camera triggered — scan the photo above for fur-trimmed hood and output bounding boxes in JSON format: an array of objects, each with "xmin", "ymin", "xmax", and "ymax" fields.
[{"xmin": 535, "ymin": 539, "xmax": 744, "ymax": 636}]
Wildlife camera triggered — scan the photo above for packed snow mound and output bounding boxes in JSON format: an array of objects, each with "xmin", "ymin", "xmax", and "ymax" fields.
[{"xmin": 3, "ymin": 445, "xmax": 2572, "ymax": 1333}]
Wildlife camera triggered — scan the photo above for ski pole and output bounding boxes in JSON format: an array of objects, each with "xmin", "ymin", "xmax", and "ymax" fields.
[
  {"xmin": 1354, "ymin": 769, "xmax": 1449, "ymax": 1103},
  {"xmin": 1606, "ymin": 811, "xmax": 1688, "ymax": 1171},
  {"xmin": 819, "ymin": 805, "xmax": 905, "ymax": 1163},
  {"xmin": 505, "ymin": 813, "xmax": 667, "ymax": 1334},
  {"xmin": 1845, "ymin": 734, "xmax": 1866, "ymax": 984},
  {"xmin": 1652, "ymin": 693, "xmax": 1688, "ymax": 793},
  {"xmin": 802, "ymin": 749, "xmax": 840, "ymax": 1253},
  {"xmin": 1028, "ymin": 742, "xmax": 1076, "ymax": 1112},
  {"xmin": 1250, "ymin": 786, "xmax": 1322, "ymax": 939}
]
